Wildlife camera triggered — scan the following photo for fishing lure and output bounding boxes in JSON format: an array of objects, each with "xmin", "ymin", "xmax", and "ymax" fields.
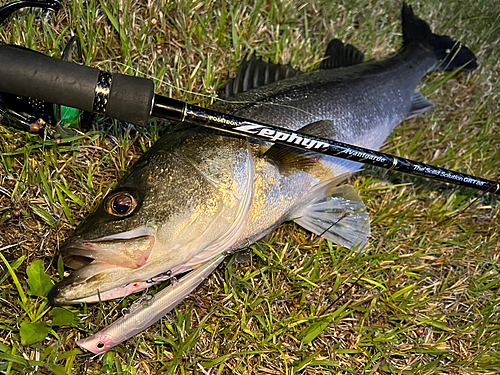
[{"xmin": 76, "ymin": 254, "xmax": 225, "ymax": 354}]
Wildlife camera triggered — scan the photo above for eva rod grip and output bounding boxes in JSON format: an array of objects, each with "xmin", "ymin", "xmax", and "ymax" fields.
[{"xmin": 0, "ymin": 45, "xmax": 154, "ymax": 126}]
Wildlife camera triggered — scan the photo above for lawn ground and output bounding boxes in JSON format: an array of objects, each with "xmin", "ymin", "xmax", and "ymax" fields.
[{"xmin": 0, "ymin": 0, "xmax": 499, "ymax": 374}]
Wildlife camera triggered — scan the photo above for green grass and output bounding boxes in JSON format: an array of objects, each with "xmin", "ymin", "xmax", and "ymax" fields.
[{"xmin": 0, "ymin": 0, "xmax": 499, "ymax": 374}]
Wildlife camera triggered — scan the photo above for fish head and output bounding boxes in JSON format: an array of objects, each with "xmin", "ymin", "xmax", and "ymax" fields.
[
  {"xmin": 76, "ymin": 333, "xmax": 115, "ymax": 355},
  {"xmin": 49, "ymin": 130, "xmax": 253, "ymax": 305}
]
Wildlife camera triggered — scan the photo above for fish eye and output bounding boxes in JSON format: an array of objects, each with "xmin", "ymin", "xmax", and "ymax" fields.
[
  {"xmin": 96, "ymin": 341, "xmax": 106, "ymax": 350},
  {"xmin": 105, "ymin": 191, "xmax": 138, "ymax": 217}
]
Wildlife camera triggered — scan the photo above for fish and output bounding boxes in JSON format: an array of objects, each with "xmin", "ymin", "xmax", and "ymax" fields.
[
  {"xmin": 48, "ymin": 3, "xmax": 477, "ymax": 305},
  {"xmin": 76, "ymin": 254, "xmax": 225, "ymax": 354}
]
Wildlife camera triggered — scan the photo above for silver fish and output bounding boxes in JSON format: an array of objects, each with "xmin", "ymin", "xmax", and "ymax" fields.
[
  {"xmin": 76, "ymin": 254, "xmax": 225, "ymax": 354},
  {"xmin": 48, "ymin": 3, "xmax": 476, "ymax": 305}
]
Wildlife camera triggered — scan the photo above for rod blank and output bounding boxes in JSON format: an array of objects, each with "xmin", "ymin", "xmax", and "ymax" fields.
[{"xmin": 152, "ymin": 95, "xmax": 500, "ymax": 195}]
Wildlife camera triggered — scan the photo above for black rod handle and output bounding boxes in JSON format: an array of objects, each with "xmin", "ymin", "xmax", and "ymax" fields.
[
  {"xmin": 152, "ymin": 95, "xmax": 500, "ymax": 195},
  {"xmin": 0, "ymin": 45, "xmax": 154, "ymax": 126}
]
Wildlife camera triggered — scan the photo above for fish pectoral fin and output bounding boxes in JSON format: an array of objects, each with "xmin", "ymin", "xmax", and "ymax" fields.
[
  {"xmin": 264, "ymin": 120, "xmax": 337, "ymax": 173},
  {"xmin": 405, "ymin": 90, "xmax": 434, "ymax": 120},
  {"xmin": 291, "ymin": 180, "xmax": 370, "ymax": 251},
  {"xmin": 264, "ymin": 144, "xmax": 318, "ymax": 173},
  {"xmin": 319, "ymin": 39, "xmax": 365, "ymax": 70}
]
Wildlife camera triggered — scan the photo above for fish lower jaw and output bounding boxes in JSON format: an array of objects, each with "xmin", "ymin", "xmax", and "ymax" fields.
[
  {"xmin": 60, "ymin": 281, "xmax": 154, "ymax": 304},
  {"xmin": 48, "ymin": 259, "xmax": 178, "ymax": 305},
  {"xmin": 49, "ymin": 270, "xmax": 173, "ymax": 305}
]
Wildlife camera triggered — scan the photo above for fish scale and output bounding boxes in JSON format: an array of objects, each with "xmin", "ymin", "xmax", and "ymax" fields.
[{"xmin": 48, "ymin": 3, "xmax": 477, "ymax": 307}]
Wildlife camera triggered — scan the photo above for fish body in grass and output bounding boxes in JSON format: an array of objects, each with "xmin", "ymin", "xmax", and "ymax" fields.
[{"xmin": 49, "ymin": 3, "xmax": 477, "ymax": 306}]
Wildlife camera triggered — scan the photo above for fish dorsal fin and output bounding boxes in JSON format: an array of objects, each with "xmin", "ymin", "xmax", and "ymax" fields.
[
  {"xmin": 319, "ymin": 39, "xmax": 365, "ymax": 70},
  {"xmin": 291, "ymin": 178, "xmax": 370, "ymax": 251},
  {"xmin": 405, "ymin": 90, "xmax": 434, "ymax": 120},
  {"xmin": 225, "ymin": 52, "xmax": 301, "ymax": 97},
  {"xmin": 264, "ymin": 120, "xmax": 337, "ymax": 173}
]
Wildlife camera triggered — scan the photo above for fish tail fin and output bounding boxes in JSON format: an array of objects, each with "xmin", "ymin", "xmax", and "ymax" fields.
[{"xmin": 401, "ymin": 2, "xmax": 477, "ymax": 71}]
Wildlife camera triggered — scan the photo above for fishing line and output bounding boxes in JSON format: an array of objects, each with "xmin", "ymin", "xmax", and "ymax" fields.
[
  {"xmin": 436, "ymin": 181, "xmax": 499, "ymax": 227},
  {"xmin": 320, "ymin": 268, "xmax": 367, "ymax": 316}
]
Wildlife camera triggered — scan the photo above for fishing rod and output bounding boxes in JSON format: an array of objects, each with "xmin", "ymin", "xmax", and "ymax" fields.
[
  {"xmin": 0, "ymin": 0, "xmax": 89, "ymax": 134},
  {"xmin": 0, "ymin": 0, "xmax": 60, "ymax": 25},
  {"xmin": 0, "ymin": 44, "xmax": 498, "ymax": 195}
]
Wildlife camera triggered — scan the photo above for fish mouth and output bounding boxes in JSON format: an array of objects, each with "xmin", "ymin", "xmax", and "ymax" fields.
[
  {"xmin": 49, "ymin": 231, "xmax": 156, "ymax": 305},
  {"xmin": 61, "ymin": 235, "xmax": 154, "ymax": 270}
]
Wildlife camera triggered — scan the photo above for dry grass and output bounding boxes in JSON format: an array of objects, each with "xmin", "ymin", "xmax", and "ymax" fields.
[{"xmin": 0, "ymin": 0, "xmax": 499, "ymax": 374}]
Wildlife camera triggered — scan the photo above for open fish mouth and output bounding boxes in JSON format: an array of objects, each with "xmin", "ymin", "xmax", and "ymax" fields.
[
  {"xmin": 61, "ymin": 235, "xmax": 155, "ymax": 270},
  {"xmin": 48, "ymin": 233, "xmax": 156, "ymax": 305}
]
